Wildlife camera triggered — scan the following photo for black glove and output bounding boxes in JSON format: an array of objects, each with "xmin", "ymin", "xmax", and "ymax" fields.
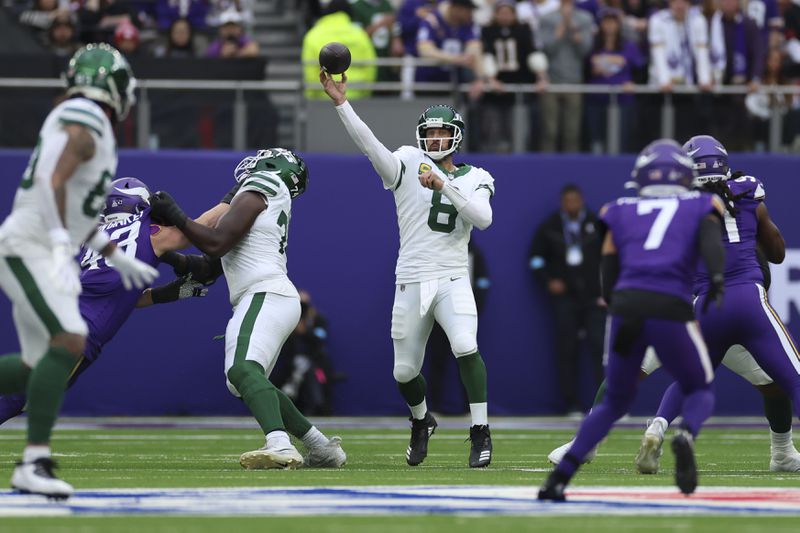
[
  {"xmin": 160, "ymin": 251, "xmax": 222, "ymax": 285},
  {"xmin": 150, "ymin": 274, "xmax": 209, "ymax": 304},
  {"xmin": 702, "ymin": 274, "xmax": 725, "ymax": 313},
  {"xmin": 151, "ymin": 191, "xmax": 188, "ymax": 229}
]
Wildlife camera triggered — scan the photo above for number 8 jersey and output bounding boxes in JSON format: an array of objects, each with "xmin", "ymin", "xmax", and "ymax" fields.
[
  {"xmin": 600, "ymin": 191, "xmax": 722, "ymax": 303},
  {"xmin": 390, "ymin": 146, "xmax": 495, "ymax": 284},
  {"xmin": 0, "ymin": 98, "xmax": 117, "ymax": 256}
]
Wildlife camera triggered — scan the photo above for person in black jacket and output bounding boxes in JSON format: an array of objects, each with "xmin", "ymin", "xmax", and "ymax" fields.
[{"xmin": 529, "ymin": 184, "xmax": 605, "ymax": 414}]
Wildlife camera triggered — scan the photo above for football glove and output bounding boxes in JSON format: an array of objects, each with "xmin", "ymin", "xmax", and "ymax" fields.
[
  {"xmin": 702, "ymin": 274, "xmax": 725, "ymax": 313},
  {"xmin": 108, "ymin": 247, "xmax": 159, "ymax": 290},
  {"xmin": 151, "ymin": 274, "xmax": 209, "ymax": 304},
  {"xmin": 48, "ymin": 228, "xmax": 81, "ymax": 295},
  {"xmin": 150, "ymin": 191, "xmax": 188, "ymax": 229}
]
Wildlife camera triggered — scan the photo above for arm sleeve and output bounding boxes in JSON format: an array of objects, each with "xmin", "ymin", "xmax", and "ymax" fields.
[
  {"xmin": 698, "ymin": 215, "xmax": 726, "ymax": 281},
  {"xmin": 33, "ymin": 128, "xmax": 70, "ymax": 234},
  {"xmin": 440, "ymin": 182, "xmax": 493, "ymax": 230},
  {"xmin": 600, "ymin": 253, "xmax": 620, "ymax": 304},
  {"xmin": 335, "ymin": 101, "xmax": 402, "ymax": 189}
]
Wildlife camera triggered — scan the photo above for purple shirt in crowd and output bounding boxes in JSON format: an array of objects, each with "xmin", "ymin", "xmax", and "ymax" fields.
[
  {"xmin": 398, "ymin": 0, "xmax": 437, "ymax": 56},
  {"xmin": 588, "ymin": 40, "xmax": 645, "ymax": 104},
  {"xmin": 694, "ymin": 176, "xmax": 766, "ymax": 295},
  {"xmin": 415, "ymin": 8, "xmax": 480, "ymax": 82},
  {"xmin": 601, "ymin": 191, "xmax": 718, "ymax": 303},
  {"xmin": 78, "ymin": 210, "xmax": 161, "ymax": 361},
  {"xmin": 205, "ymin": 35, "xmax": 255, "ymax": 57}
]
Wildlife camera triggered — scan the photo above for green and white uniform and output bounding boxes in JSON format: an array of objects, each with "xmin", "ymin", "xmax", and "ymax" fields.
[
  {"xmin": 0, "ymin": 98, "xmax": 116, "ymax": 365},
  {"xmin": 223, "ymin": 172, "xmax": 301, "ymax": 397}
]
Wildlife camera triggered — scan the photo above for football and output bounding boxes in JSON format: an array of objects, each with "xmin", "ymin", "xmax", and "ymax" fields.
[{"xmin": 319, "ymin": 42, "xmax": 351, "ymax": 75}]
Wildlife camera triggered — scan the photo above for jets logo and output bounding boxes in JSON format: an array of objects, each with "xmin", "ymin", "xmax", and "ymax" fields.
[{"xmin": 418, "ymin": 163, "xmax": 431, "ymax": 175}]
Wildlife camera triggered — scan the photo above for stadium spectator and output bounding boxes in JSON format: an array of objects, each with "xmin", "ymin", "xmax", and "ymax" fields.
[
  {"xmin": 585, "ymin": 7, "xmax": 644, "ymax": 153},
  {"xmin": 18, "ymin": 0, "xmax": 67, "ymax": 34},
  {"xmin": 351, "ymin": 0, "xmax": 404, "ymax": 82},
  {"xmin": 480, "ymin": 0, "xmax": 546, "ymax": 152},
  {"xmin": 529, "ymin": 184, "xmax": 606, "ymax": 415},
  {"xmin": 539, "ymin": 0, "xmax": 594, "ymax": 152},
  {"xmin": 155, "ymin": 0, "xmax": 209, "ymax": 31},
  {"xmin": 414, "ymin": 0, "xmax": 485, "ymax": 99},
  {"xmin": 205, "ymin": 8, "xmax": 259, "ymax": 58},
  {"xmin": 302, "ymin": 0, "xmax": 376, "ymax": 100},
  {"xmin": 397, "ymin": 0, "xmax": 437, "ymax": 97},
  {"xmin": 647, "ymin": 0, "xmax": 713, "ymax": 141},
  {"xmin": 114, "ymin": 20, "xmax": 143, "ymax": 58},
  {"xmin": 154, "ymin": 16, "xmax": 196, "ymax": 57},
  {"xmin": 47, "ymin": 11, "xmax": 80, "ymax": 56},
  {"xmin": 424, "ymin": 241, "xmax": 489, "ymax": 415},
  {"xmin": 516, "ymin": 0, "xmax": 559, "ymax": 49},
  {"xmin": 77, "ymin": 0, "xmax": 141, "ymax": 44},
  {"xmin": 273, "ymin": 290, "xmax": 340, "ymax": 416},
  {"xmin": 710, "ymin": 0, "xmax": 765, "ymax": 149},
  {"xmin": 206, "ymin": 0, "xmax": 253, "ymax": 28},
  {"xmin": 746, "ymin": 0, "xmax": 783, "ymax": 47}
]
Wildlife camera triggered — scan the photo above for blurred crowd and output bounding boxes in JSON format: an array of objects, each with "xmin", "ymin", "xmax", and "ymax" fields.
[
  {"xmin": 6, "ymin": 0, "xmax": 259, "ymax": 59},
  {"xmin": 302, "ymin": 0, "xmax": 800, "ymax": 151}
]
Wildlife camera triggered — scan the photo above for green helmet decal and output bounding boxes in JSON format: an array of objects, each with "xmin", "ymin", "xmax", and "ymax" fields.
[
  {"xmin": 415, "ymin": 104, "xmax": 465, "ymax": 161},
  {"xmin": 65, "ymin": 43, "xmax": 137, "ymax": 120},
  {"xmin": 234, "ymin": 148, "xmax": 308, "ymax": 199}
]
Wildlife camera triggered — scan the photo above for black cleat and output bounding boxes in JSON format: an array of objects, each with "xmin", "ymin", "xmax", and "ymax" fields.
[
  {"xmin": 406, "ymin": 412, "xmax": 437, "ymax": 466},
  {"xmin": 671, "ymin": 429, "xmax": 698, "ymax": 495},
  {"xmin": 537, "ymin": 470, "xmax": 569, "ymax": 501},
  {"xmin": 468, "ymin": 425, "xmax": 492, "ymax": 468}
]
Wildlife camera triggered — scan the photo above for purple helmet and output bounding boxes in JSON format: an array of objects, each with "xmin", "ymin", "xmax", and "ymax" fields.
[
  {"xmin": 104, "ymin": 177, "xmax": 151, "ymax": 222},
  {"xmin": 630, "ymin": 139, "xmax": 696, "ymax": 197},
  {"xmin": 682, "ymin": 134, "xmax": 730, "ymax": 186}
]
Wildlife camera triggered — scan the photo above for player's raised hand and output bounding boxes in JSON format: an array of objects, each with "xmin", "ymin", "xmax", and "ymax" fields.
[
  {"xmin": 418, "ymin": 170, "xmax": 444, "ymax": 191},
  {"xmin": 150, "ymin": 191, "xmax": 188, "ymax": 229},
  {"xmin": 320, "ymin": 68, "xmax": 347, "ymax": 106}
]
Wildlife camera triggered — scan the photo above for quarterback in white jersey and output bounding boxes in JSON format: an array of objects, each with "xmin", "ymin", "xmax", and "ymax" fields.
[
  {"xmin": 149, "ymin": 148, "xmax": 346, "ymax": 471},
  {"xmin": 321, "ymin": 69, "xmax": 495, "ymax": 468},
  {"xmin": 0, "ymin": 44, "xmax": 157, "ymax": 500}
]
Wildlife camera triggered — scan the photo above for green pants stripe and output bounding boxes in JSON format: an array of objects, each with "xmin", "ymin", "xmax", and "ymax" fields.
[{"xmin": 235, "ymin": 292, "xmax": 266, "ymax": 365}]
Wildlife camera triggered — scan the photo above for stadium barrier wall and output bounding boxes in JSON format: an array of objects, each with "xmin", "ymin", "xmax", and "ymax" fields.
[{"xmin": 1, "ymin": 149, "xmax": 800, "ymax": 417}]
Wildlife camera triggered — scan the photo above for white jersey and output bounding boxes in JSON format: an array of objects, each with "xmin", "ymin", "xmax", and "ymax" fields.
[
  {"xmin": 0, "ymin": 98, "xmax": 117, "ymax": 257},
  {"xmin": 222, "ymin": 171, "xmax": 298, "ymax": 306},
  {"xmin": 648, "ymin": 7, "xmax": 712, "ymax": 87},
  {"xmin": 391, "ymin": 146, "xmax": 495, "ymax": 284}
]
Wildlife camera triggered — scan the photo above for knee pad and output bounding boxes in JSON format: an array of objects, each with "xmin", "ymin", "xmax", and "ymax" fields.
[
  {"xmin": 393, "ymin": 363, "xmax": 418, "ymax": 384},
  {"xmin": 450, "ymin": 332, "xmax": 477, "ymax": 357},
  {"xmin": 226, "ymin": 360, "xmax": 266, "ymax": 398}
]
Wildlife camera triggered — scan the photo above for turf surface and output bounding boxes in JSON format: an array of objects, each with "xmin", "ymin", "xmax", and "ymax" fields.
[{"xmin": 1, "ymin": 419, "xmax": 798, "ymax": 531}]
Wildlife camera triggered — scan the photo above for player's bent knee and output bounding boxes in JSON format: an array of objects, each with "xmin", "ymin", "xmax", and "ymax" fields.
[
  {"xmin": 226, "ymin": 361, "xmax": 259, "ymax": 389},
  {"xmin": 50, "ymin": 333, "xmax": 85, "ymax": 357},
  {"xmin": 450, "ymin": 334, "xmax": 477, "ymax": 357},
  {"xmin": 226, "ymin": 379, "xmax": 241, "ymax": 398},
  {"xmin": 393, "ymin": 363, "xmax": 418, "ymax": 384}
]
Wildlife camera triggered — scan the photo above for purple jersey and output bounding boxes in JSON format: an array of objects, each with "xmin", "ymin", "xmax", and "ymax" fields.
[
  {"xmin": 415, "ymin": 9, "xmax": 480, "ymax": 82},
  {"xmin": 601, "ymin": 191, "xmax": 718, "ymax": 302},
  {"xmin": 694, "ymin": 176, "xmax": 766, "ymax": 294},
  {"xmin": 78, "ymin": 210, "xmax": 160, "ymax": 361}
]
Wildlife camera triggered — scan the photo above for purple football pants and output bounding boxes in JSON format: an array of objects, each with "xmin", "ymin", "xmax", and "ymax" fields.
[
  {"xmin": 656, "ymin": 283, "xmax": 800, "ymax": 423},
  {"xmin": 556, "ymin": 316, "xmax": 715, "ymax": 478}
]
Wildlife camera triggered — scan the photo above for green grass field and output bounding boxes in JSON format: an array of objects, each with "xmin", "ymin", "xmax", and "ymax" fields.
[{"xmin": 1, "ymin": 418, "xmax": 798, "ymax": 532}]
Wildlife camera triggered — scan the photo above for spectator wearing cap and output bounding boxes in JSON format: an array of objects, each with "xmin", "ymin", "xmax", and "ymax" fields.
[
  {"xmin": 415, "ymin": 0, "xmax": 486, "ymax": 100},
  {"xmin": 47, "ymin": 11, "xmax": 80, "ymax": 57},
  {"xmin": 481, "ymin": 0, "xmax": 548, "ymax": 151},
  {"xmin": 154, "ymin": 17, "xmax": 197, "ymax": 57},
  {"xmin": 301, "ymin": 0, "xmax": 377, "ymax": 100},
  {"xmin": 114, "ymin": 20, "xmax": 143, "ymax": 58},
  {"xmin": 585, "ymin": 8, "xmax": 644, "ymax": 153},
  {"xmin": 155, "ymin": 0, "xmax": 210, "ymax": 31},
  {"xmin": 539, "ymin": 0, "xmax": 594, "ymax": 152},
  {"xmin": 205, "ymin": 8, "xmax": 259, "ymax": 57}
]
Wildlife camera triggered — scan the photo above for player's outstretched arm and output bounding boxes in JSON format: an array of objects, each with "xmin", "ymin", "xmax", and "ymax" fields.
[
  {"xmin": 599, "ymin": 231, "xmax": 619, "ymax": 305},
  {"xmin": 756, "ymin": 202, "xmax": 785, "ymax": 264},
  {"xmin": 150, "ymin": 190, "xmax": 264, "ymax": 258},
  {"xmin": 320, "ymin": 69, "xmax": 402, "ymax": 189},
  {"xmin": 135, "ymin": 275, "xmax": 209, "ymax": 308},
  {"xmin": 418, "ymin": 171, "xmax": 493, "ymax": 230}
]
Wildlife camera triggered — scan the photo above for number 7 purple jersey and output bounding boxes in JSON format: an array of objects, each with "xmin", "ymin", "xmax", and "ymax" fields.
[
  {"xmin": 601, "ymin": 191, "xmax": 721, "ymax": 303},
  {"xmin": 694, "ymin": 176, "xmax": 765, "ymax": 295},
  {"xmin": 77, "ymin": 209, "xmax": 160, "ymax": 361}
]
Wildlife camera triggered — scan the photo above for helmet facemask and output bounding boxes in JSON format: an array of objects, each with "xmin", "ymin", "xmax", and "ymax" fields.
[{"xmin": 416, "ymin": 121, "xmax": 462, "ymax": 161}]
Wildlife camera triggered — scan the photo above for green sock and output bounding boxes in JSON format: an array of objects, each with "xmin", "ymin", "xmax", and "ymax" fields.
[
  {"xmin": 0, "ymin": 353, "xmax": 30, "ymax": 394},
  {"xmin": 456, "ymin": 352, "xmax": 488, "ymax": 403},
  {"xmin": 227, "ymin": 361, "xmax": 284, "ymax": 434},
  {"xmin": 763, "ymin": 390, "xmax": 793, "ymax": 434},
  {"xmin": 25, "ymin": 347, "xmax": 76, "ymax": 444},
  {"xmin": 593, "ymin": 380, "xmax": 608, "ymax": 407},
  {"xmin": 276, "ymin": 389, "xmax": 312, "ymax": 438},
  {"xmin": 397, "ymin": 373, "xmax": 427, "ymax": 407}
]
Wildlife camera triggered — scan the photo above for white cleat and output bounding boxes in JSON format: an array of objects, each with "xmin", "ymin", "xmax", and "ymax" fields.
[
  {"xmin": 239, "ymin": 442, "xmax": 304, "ymax": 470},
  {"xmin": 547, "ymin": 438, "xmax": 597, "ymax": 466},
  {"xmin": 11, "ymin": 458, "xmax": 74, "ymax": 500},
  {"xmin": 304, "ymin": 436, "xmax": 347, "ymax": 468},
  {"xmin": 635, "ymin": 433, "xmax": 664, "ymax": 474},
  {"xmin": 770, "ymin": 448, "xmax": 800, "ymax": 472}
]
